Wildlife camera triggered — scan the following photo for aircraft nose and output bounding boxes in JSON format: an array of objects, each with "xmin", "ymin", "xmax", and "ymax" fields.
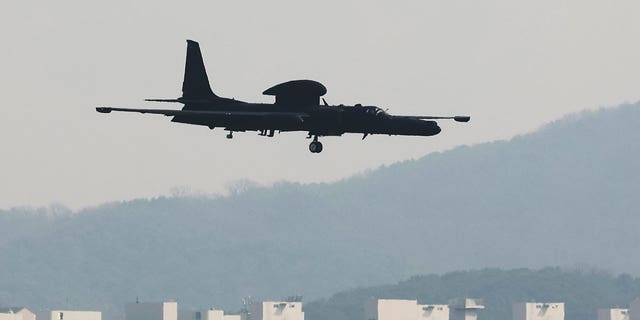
[
  {"xmin": 433, "ymin": 124, "xmax": 442, "ymax": 135},
  {"xmin": 419, "ymin": 120, "xmax": 440, "ymax": 136}
]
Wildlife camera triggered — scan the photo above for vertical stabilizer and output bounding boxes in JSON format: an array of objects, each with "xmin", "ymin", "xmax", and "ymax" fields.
[{"xmin": 182, "ymin": 40, "xmax": 218, "ymax": 99}]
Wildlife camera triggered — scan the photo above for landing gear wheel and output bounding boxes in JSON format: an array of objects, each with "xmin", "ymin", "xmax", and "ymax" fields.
[{"xmin": 309, "ymin": 141, "xmax": 323, "ymax": 153}]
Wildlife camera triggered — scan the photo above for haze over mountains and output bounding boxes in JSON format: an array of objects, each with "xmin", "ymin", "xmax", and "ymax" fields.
[
  {"xmin": 0, "ymin": 103, "xmax": 638, "ymax": 319},
  {"xmin": 305, "ymin": 268, "xmax": 640, "ymax": 320}
]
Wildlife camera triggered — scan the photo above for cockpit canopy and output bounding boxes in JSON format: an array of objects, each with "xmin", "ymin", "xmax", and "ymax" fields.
[{"xmin": 363, "ymin": 106, "xmax": 387, "ymax": 116}]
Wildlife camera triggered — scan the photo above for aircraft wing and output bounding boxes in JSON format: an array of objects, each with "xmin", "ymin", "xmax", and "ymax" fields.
[
  {"xmin": 96, "ymin": 106, "xmax": 308, "ymax": 121},
  {"xmin": 394, "ymin": 115, "xmax": 471, "ymax": 122}
]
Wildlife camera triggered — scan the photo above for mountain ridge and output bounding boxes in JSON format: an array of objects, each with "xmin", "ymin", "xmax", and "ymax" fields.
[{"xmin": 0, "ymin": 103, "xmax": 638, "ymax": 320}]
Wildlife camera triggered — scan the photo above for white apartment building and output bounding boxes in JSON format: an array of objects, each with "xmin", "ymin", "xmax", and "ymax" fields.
[
  {"xmin": 513, "ymin": 303, "xmax": 564, "ymax": 320},
  {"xmin": 366, "ymin": 299, "xmax": 421, "ymax": 320},
  {"xmin": 179, "ymin": 309, "xmax": 240, "ymax": 320},
  {"xmin": 246, "ymin": 301, "xmax": 304, "ymax": 320},
  {"xmin": 418, "ymin": 304, "xmax": 450, "ymax": 320},
  {"xmin": 366, "ymin": 299, "xmax": 455, "ymax": 320},
  {"xmin": 125, "ymin": 302, "xmax": 177, "ymax": 320},
  {"xmin": 36, "ymin": 310, "xmax": 101, "ymax": 320},
  {"xmin": 0, "ymin": 308, "xmax": 35, "ymax": 320},
  {"xmin": 0, "ymin": 315, "xmax": 21, "ymax": 320},
  {"xmin": 0, "ymin": 313, "xmax": 21, "ymax": 320},
  {"xmin": 598, "ymin": 308, "xmax": 629, "ymax": 320}
]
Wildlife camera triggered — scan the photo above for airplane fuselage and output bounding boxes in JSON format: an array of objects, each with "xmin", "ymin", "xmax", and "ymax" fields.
[{"xmin": 171, "ymin": 101, "xmax": 441, "ymax": 137}]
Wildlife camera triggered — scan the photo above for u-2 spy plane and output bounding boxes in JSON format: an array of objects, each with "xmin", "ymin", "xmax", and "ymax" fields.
[{"xmin": 96, "ymin": 40, "xmax": 470, "ymax": 153}]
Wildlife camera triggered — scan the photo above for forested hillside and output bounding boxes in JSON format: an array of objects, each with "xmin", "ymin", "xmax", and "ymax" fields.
[
  {"xmin": 305, "ymin": 268, "xmax": 640, "ymax": 320},
  {"xmin": 0, "ymin": 103, "xmax": 638, "ymax": 320}
]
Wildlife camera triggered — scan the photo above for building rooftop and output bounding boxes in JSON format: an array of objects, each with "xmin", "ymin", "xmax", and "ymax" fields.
[{"xmin": 449, "ymin": 299, "xmax": 485, "ymax": 310}]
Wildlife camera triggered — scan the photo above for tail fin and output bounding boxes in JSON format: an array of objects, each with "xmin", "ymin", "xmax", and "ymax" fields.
[{"xmin": 181, "ymin": 40, "xmax": 218, "ymax": 99}]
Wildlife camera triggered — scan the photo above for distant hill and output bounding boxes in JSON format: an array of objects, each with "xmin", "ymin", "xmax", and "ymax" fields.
[
  {"xmin": 0, "ymin": 103, "xmax": 638, "ymax": 320},
  {"xmin": 304, "ymin": 268, "xmax": 640, "ymax": 320}
]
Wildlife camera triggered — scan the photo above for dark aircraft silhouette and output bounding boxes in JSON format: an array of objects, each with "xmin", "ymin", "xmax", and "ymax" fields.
[{"xmin": 96, "ymin": 40, "xmax": 470, "ymax": 153}]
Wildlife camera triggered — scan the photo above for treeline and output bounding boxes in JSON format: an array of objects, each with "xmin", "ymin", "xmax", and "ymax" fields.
[{"xmin": 305, "ymin": 268, "xmax": 640, "ymax": 320}]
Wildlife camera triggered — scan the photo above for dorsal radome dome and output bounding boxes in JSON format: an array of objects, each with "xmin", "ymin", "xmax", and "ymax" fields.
[
  {"xmin": 263, "ymin": 80, "xmax": 327, "ymax": 97},
  {"xmin": 263, "ymin": 80, "xmax": 327, "ymax": 107}
]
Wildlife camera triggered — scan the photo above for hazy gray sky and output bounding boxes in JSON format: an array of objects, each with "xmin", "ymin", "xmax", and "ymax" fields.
[{"xmin": 1, "ymin": 0, "xmax": 639, "ymax": 209}]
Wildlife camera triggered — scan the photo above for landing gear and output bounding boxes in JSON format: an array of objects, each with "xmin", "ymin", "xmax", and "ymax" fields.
[
  {"xmin": 309, "ymin": 141, "xmax": 323, "ymax": 153},
  {"xmin": 226, "ymin": 131, "xmax": 233, "ymax": 139},
  {"xmin": 259, "ymin": 129, "xmax": 275, "ymax": 137},
  {"xmin": 309, "ymin": 136, "xmax": 323, "ymax": 153}
]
